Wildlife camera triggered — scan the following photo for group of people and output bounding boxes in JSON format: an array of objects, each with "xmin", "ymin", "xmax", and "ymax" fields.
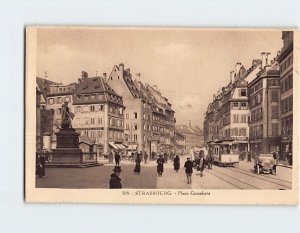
[{"xmin": 109, "ymin": 150, "xmax": 213, "ymax": 188}]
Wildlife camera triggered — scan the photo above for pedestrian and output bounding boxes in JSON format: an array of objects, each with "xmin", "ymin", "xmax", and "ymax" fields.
[
  {"xmin": 36, "ymin": 153, "xmax": 46, "ymax": 178},
  {"xmin": 157, "ymin": 154, "xmax": 165, "ymax": 176},
  {"xmin": 197, "ymin": 151, "xmax": 205, "ymax": 177},
  {"xmin": 272, "ymin": 152, "xmax": 279, "ymax": 175},
  {"xmin": 184, "ymin": 157, "xmax": 193, "ymax": 184},
  {"xmin": 173, "ymin": 154, "xmax": 180, "ymax": 172},
  {"xmin": 108, "ymin": 151, "xmax": 113, "ymax": 163},
  {"xmin": 247, "ymin": 150, "xmax": 251, "ymax": 162},
  {"xmin": 134, "ymin": 155, "xmax": 142, "ymax": 175},
  {"xmin": 115, "ymin": 151, "xmax": 121, "ymax": 166},
  {"xmin": 109, "ymin": 166, "xmax": 122, "ymax": 189},
  {"xmin": 144, "ymin": 152, "xmax": 148, "ymax": 164}
]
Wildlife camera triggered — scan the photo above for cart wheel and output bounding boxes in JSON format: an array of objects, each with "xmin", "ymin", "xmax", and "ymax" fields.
[{"xmin": 256, "ymin": 165, "xmax": 260, "ymax": 175}]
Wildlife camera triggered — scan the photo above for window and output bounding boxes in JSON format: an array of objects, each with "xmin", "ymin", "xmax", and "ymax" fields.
[
  {"xmin": 272, "ymin": 123, "xmax": 279, "ymax": 136},
  {"xmin": 133, "ymin": 134, "xmax": 138, "ymax": 142},
  {"xmin": 144, "ymin": 124, "xmax": 146, "ymax": 130},
  {"xmin": 90, "ymin": 105, "xmax": 95, "ymax": 112},
  {"xmin": 241, "ymin": 114, "xmax": 247, "ymax": 123},
  {"xmin": 98, "ymin": 117, "xmax": 102, "ymax": 125},
  {"xmin": 271, "ymin": 90, "xmax": 278, "ymax": 102},
  {"xmin": 91, "ymin": 118, "xmax": 95, "ymax": 125},
  {"xmin": 233, "ymin": 114, "xmax": 239, "ymax": 123},
  {"xmin": 289, "ymin": 75, "xmax": 293, "ymax": 89},
  {"xmin": 233, "ymin": 102, "xmax": 239, "ymax": 108},
  {"xmin": 271, "ymin": 106, "xmax": 278, "ymax": 119},
  {"xmin": 134, "ymin": 124, "xmax": 138, "ymax": 130},
  {"xmin": 99, "ymin": 105, "xmax": 104, "ymax": 111},
  {"xmin": 125, "ymin": 113, "xmax": 129, "ymax": 119},
  {"xmin": 239, "ymin": 128, "xmax": 246, "ymax": 136},
  {"xmin": 134, "ymin": 112, "xmax": 138, "ymax": 119},
  {"xmin": 126, "ymin": 124, "xmax": 130, "ymax": 130},
  {"xmin": 240, "ymin": 102, "xmax": 247, "ymax": 109},
  {"xmin": 240, "ymin": 89, "xmax": 247, "ymax": 97},
  {"xmin": 48, "ymin": 98, "xmax": 54, "ymax": 104}
]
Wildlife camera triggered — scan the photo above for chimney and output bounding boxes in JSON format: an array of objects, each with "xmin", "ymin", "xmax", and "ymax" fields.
[
  {"xmin": 235, "ymin": 62, "xmax": 242, "ymax": 76},
  {"xmin": 78, "ymin": 78, "xmax": 81, "ymax": 83},
  {"xmin": 261, "ymin": 52, "xmax": 266, "ymax": 69},
  {"xmin": 265, "ymin": 52, "xmax": 271, "ymax": 66},
  {"xmin": 81, "ymin": 71, "xmax": 88, "ymax": 81},
  {"xmin": 153, "ymin": 85, "xmax": 158, "ymax": 91},
  {"xmin": 103, "ymin": 73, "xmax": 107, "ymax": 82},
  {"xmin": 135, "ymin": 73, "xmax": 141, "ymax": 82},
  {"xmin": 134, "ymin": 73, "xmax": 141, "ymax": 91},
  {"xmin": 119, "ymin": 63, "xmax": 124, "ymax": 78},
  {"xmin": 230, "ymin": 70, "xmax": 235, "ymax": 83}
]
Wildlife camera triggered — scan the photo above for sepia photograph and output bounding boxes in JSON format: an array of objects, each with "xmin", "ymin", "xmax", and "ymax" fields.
[{"xmin": 25, "ymin": 27, "xmax": 298, "ymax": 204}]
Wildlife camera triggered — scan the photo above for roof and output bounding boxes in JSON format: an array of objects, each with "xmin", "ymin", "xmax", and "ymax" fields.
[
  {"xmin": 123, "ymin": 68, "xmax": 142, "ymax": 98},
  {"xmin": 74, "ymin": 77, "xmax": 119, "ymax": 96},
  {"xmin": 79, "ymin": 136, "xmax": 95, "ymax": 145},
  {"xmin": 36, "ymin": 77, "xmax": 59, "ymax": 97}
]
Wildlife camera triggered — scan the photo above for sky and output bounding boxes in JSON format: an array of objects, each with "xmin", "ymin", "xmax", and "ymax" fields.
[{"xmin": 36, "ymin": 28, "xmax": 283, "ymax": 127}]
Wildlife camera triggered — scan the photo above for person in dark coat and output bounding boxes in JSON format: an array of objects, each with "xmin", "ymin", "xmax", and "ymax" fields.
[
  {"xmin": 36, "ymin": 153, "xmax": 46, "ymax": 178},
  {"xmin": 197, "ymin": 151, "xmax": 205, "ymax": 177},
  {"xmin": 114, "ymin": 151, "xmax": 121, "ymax": 166},
  {"xmin": 184, "ymin": 157, "xmax": 194, "ymax": 184},
  {"xmin": 109, "ymin": 166, "xmax": 122, "ymax": 189},
  {"xmin": 173, "ymin": 154, "xmax": 180, "ymax": 172},
  {"xmin": 134, "ymin": 155, "xmax": 142, "ymax": 175},
  {"xmin": 272, "ymin": 152, "xmax": 279, "ymax": 175},
  {"xmin": 144, "ymin": 152, "xmax": 148, "ymax": 164},
  {"xmin": 157, "ymin": 155, "xmax": 165, "ymax": 176}
]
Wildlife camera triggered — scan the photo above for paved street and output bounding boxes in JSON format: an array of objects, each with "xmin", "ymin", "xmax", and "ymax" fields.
[{"xmin": 36, "ymin": 156, "xmax": 292, "ymax": 190}]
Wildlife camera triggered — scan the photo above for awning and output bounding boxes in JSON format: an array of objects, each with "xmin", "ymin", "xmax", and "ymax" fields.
[
  {"xmin": 108, "ymin": 142, "xmax": 118, "ymax": 149},
  {"xmin": 117, "ymin": 144, "xmax": 126, "ymax": 149},
  {"xmin": 115, "ymin": 144, "xmax": 123, "ymax": 149},
  {"xmin": 127, "ymin": 144, "xmax": 137, "ymax": 150}
]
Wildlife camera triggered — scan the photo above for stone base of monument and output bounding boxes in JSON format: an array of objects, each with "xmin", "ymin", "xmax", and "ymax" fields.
[{"xmin": 47, "ymin": 128, "xmax": 100, "ymax": 168}]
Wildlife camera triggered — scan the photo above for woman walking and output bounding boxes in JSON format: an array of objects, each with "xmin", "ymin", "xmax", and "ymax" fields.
[
  {"xmin": 134, "ymin": 155, "xmax": 142, "ymax": 175},
  {"xmin": 157, "ymin": 155, "xmax": 165, "ymax": 176},
  {"xmin": 184, "ymin": 157, "xmax": 193, "ymax": 184},
  {"xmin": 173, "ymin": 154, "xmax": 180, "ymax": 172}
]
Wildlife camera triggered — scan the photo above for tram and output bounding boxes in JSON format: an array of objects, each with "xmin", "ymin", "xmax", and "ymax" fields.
[{"xmin": 208, "ymin": 140, "xmax": 239, "ymax": 166}]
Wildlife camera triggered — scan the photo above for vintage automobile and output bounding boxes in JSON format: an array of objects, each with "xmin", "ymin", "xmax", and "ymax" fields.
[{"xmin": 254, "ymin": 153, "xmax": 275, "ymax": 175}]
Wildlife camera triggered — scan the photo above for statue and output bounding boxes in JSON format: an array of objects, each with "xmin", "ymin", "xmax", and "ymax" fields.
[{"xmin": 61, "ymin": 101, "xmax": 74, "ymax": 129}]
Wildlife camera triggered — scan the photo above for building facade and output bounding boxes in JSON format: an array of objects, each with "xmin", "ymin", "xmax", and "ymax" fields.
[
  {"xmin": 176, "ymin": 123, "xmax": 204, "ymax": 152},
  {"xmin": 72, "ymin": 71, "xmax": 126, "ymax": 154},
  {"xmin": 278, "ymin": 31, "xmax": 293, "ymax": 163},
  {"xmin": 107, "ymin": 63, "xmax": 176, "ymax": 155},
  {"xmin": 248, "ymin": 56, "xmax": 281, "ymax": 156}
]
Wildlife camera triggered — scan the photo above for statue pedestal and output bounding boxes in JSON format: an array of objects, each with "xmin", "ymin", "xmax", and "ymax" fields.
[
  {"xmin": 51, "ymin": 128, "xmax": 82, "ymax": 165},
  {"xmin": 49, "ymin": 128, "xmax": 100, "ymax": 167}
]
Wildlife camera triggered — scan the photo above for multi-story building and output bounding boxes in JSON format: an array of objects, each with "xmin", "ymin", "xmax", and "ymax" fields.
[
  {"xmin": 146, "ymin": 84, "xmax": 176, "ymax": 154},
  {"xmin": 107, "ymin": 64, "xmax": 148, "ymax": 153},
  {"xmin": 248, "ymin": 54, "xmax": 281, "ymax": 156},
  {"xmin": 174, "ymin": 131, "xmax": 186, "ymax": 155},
  {"xmin": 37, "ymin": 76, "xmax": 78, "ymax": 149},
  {"xmin": 278, "ymin": 31, "xmax": 293, "ymax": 162},
  {"xmin": 204, "ymin": 60, "xmax": 262, "ymax": 154},
  {"xmin": 72, "ymin": 71, "xmax": 126, "ymax": 154},
  {"xmin": 107, "ymin": 63, "xmax": 176, "ymax": 155},
  {"xmin": 176, "ymin": 122, "xmax": 204, "ymax": 152}
]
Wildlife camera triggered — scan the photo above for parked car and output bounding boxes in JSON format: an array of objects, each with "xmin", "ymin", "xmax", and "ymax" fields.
[{"xmin": 254, "ymin": 153, "xmax": 275, "ymax": 175}]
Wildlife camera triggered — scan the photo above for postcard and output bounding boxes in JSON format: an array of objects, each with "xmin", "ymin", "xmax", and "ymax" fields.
[{"xmin": 25, "ymin": 27, "xmax": 299, "ymax": 204}]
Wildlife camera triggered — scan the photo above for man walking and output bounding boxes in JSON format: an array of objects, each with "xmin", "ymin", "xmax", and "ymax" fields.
[{"xmin": 184, "ymin": 157, "xmax": 194, "ymax": 184}]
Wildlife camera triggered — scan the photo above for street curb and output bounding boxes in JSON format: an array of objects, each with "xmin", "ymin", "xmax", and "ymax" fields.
[{"xmin": 278, "ymin": 164, "xmax": 292, "ymax": 169}]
